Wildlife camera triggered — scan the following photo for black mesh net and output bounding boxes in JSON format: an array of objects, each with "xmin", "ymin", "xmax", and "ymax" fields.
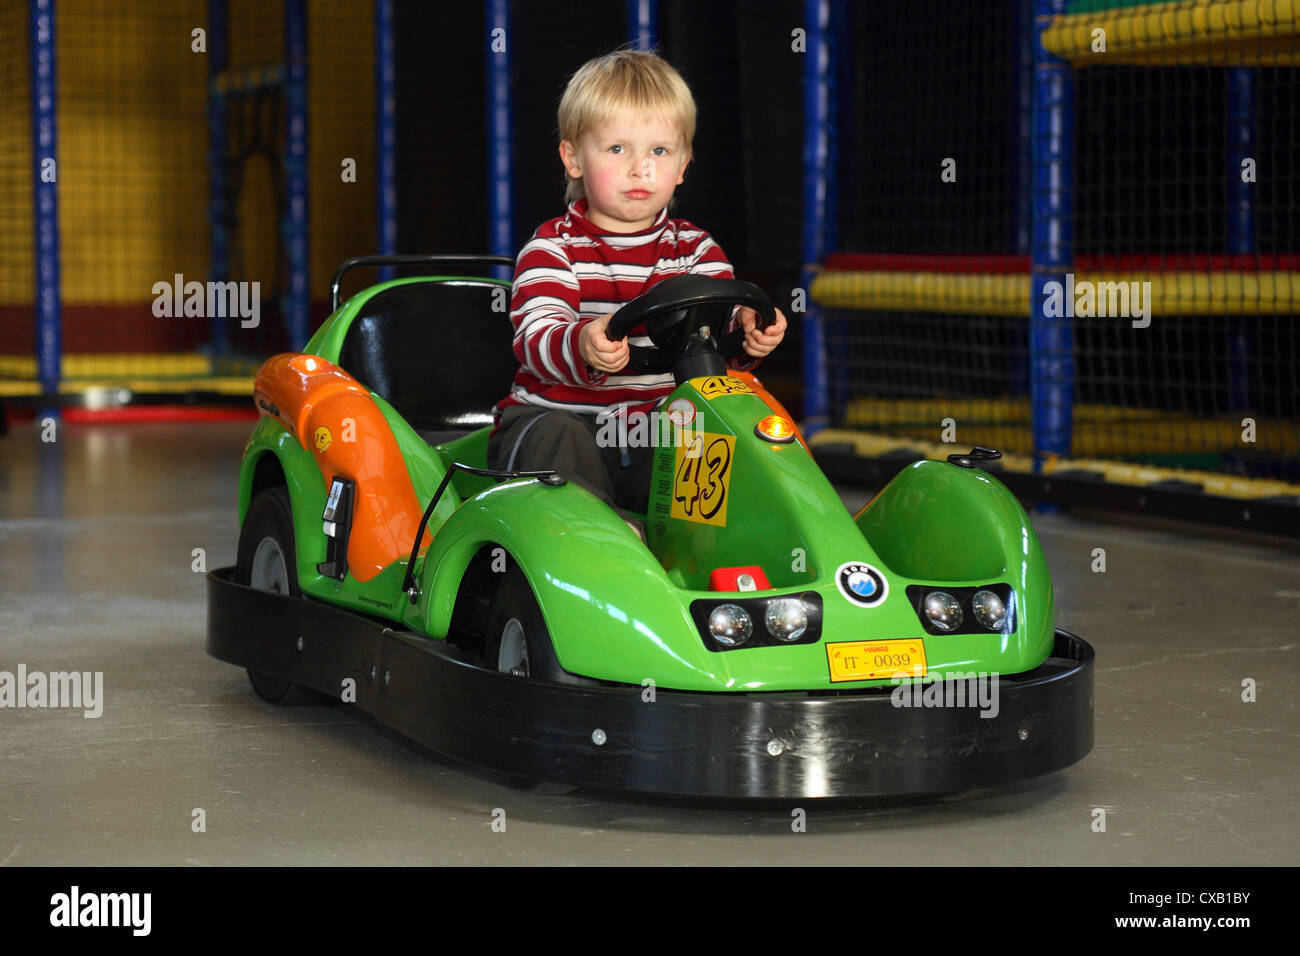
[
  {"xmin": 0, "ymin": 0, "xmax": 35, "ymax": 389},
  {"xmin": 0, "ymin": 0, "xmax": 379, "ymax": 397},
  {"xmin": 822, "ymin": 0, "xmax": 1299, "ymax": 483}
]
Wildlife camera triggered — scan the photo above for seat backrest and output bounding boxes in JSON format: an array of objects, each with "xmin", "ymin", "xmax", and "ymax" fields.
[{"xmin": 338, "ymin": 280, "xmax": 517, "ymax": 431}]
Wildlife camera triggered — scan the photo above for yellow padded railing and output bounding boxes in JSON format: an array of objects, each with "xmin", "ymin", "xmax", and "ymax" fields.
[
  {"xmin": 810, "ymin": 270, "xmax": 1300, "ymax": 316},
  {"xmin": 1041, "ymin": 0, "xmax": 1300, "ymax": 66}
]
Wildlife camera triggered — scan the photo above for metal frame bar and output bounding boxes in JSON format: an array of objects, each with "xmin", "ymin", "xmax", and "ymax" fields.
[
  {"xmin": 283, "ymin": 0, "xmax": 309, "ymax": 350},
  {"xmin": 207, "ymin": 0, "xmax": 230, "ymax": 355},
  {"xmin": 1030, "ymin": 0, "xmax": 1075, "ymax": 469},
  {"xmin": 30, "ymin": 0, "xmax": 60, "ymax": 406},
  {"xmin": 486, "ymin": 0, "xmax": 513, "ymax": 283},
  {"xmin": 800, "ymin": 0, "xmax": 833, "ymax": 434},
  {"xmin": 628, "ymin": 0, "xmax": 656, "ymax": 50},
  {"xmin": 1015, "ymin": 0, "xmax": 1034, "ymax": 257},
  {"xmin": 376, "ymin": 0, "xmax": 397, "ymax": 282},
  {"xmin": 1226, "ymin": 67, "xmax": 1256, "ymax": 413}
]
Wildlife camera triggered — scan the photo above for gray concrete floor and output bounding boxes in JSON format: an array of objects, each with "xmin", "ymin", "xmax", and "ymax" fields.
[{"xmin": 0, "ymin": 420, "xmax": 1296, "ymax": 865}]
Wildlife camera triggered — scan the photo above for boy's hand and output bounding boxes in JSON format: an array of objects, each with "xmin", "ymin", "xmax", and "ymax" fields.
[
  {"xmin": 579, "ymin": 314, "xmax": 630, "ymax": 373},
  {"xmin": 738, "ymin": 307, "xmax": 787, "ymax": 359}
]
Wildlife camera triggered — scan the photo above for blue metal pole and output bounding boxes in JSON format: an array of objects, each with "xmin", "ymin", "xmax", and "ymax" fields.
[
  {"xmin": 283, "ymin": 0, "xmax": 309, "ymax": 350},
  {"xmin": 487, "ymin": 0, "xmax": 513, "ymax": 282},
  {"xmin": 1030, "ymin": 0, "xmax": 1074, "ymax": 471},
  {"xmin": 1015, "ymin": 0, "xmax": 1033, "ymax": 257},
  {"xmin": 800, "ymin": 0, "xmax": 832, "ymax": 434},
  {"xmin": 825, "ymin": 0, "xmax": 843, "ymax": 261},
  {"xmin": 376, "ymin": 0, "xmax": 397, "ymax": 283},
  {"xmin": 207, "ymin": 0, "xmax": 229, "ymax": 354},
  {"xmin": 30, "ymin": 0, "xmax": 60, "ymax": 408},
  {"xmin": 824, "ymin": 0, "xmax": 848, "ymax": 419},
  {"xmin": 1226, "ymin": 67, "xmax": 1255, "ymax": 414},
  {"xmin": 1011, "ymin": 0, "xmax": 1034, "ymax": 397},
  {"xmin": 628, "ymin": 0, "xmax": 656, "ymax": 51}
]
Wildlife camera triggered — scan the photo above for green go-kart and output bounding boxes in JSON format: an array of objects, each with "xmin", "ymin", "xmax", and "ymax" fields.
[{"xmin": 206, "ymin": 254, "xmax": 1093, "ymax": 799}]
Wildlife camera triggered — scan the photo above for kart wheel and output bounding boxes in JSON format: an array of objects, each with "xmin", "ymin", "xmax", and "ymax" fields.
[
  {"xmin": 486, "ymin": 567, "xmax": 567, "ymax": 683},
  {"xmin": 237, "ymin": 488, "xmax": 319, "ymax": 706}
]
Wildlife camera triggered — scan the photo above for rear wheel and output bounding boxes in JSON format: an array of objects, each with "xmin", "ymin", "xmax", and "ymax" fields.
[{"xmin": 237, "ymin": 487, "xmax": 319, "ymax": 705}]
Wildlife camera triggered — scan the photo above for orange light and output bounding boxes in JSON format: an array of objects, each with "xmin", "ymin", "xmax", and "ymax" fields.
[{"xmin": 755, "ymin": 415, "xmax": 796, "ymax": 443}]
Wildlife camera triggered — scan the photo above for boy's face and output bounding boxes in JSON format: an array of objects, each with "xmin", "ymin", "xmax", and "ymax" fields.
[{"xmin": 559, "ymin": 111, "xmax": 691, "ymax": 233}]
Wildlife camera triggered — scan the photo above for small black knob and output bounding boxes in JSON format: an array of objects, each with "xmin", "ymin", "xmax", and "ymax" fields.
[{"xmin": 947, "ymin": 446, "xmax": 1002, "ymax": 468}]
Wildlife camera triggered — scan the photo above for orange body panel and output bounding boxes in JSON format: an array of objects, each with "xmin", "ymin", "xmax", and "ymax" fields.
[
  {"xmin": 253, "ymin": 353, "xmax": 430, "ymax": 583},
  {"xmin": 731, "ymin": 370, "xmax": 810, "ymax": 451}
]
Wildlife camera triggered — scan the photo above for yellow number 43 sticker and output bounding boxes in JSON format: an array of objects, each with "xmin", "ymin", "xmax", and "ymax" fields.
[
  {"xmin": 692, "ymin": 376, "xmax": 753, "ymax": 399},
  {"xmin": 671, "ymin": 431, "xmax": 735, "ymax": 527}
]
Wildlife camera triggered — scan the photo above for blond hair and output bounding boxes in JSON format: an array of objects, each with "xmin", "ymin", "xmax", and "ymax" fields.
[{"xmin": 557, "ymin": 49, "xmax": 697, "ymax": 203}]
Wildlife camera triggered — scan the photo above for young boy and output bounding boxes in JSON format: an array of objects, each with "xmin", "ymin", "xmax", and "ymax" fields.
[{"xmin": 489, "ymin": 49, "xmax": 787, "ymax": 531}]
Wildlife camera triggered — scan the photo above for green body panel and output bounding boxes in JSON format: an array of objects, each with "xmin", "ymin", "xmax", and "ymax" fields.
[
  {"xmin": 238, "ymin": 417, "xmax": 332, "ymax": 593},
  {"xmin": 369, "ymin": 392, "xmax": 456, "ymax": 505},
  {"xmin": 403, "ymin": 478, "xmax": 716, "ymax": 685},
  {"xmin": 239, "ymin": 417, "xmax": 418, "ymax": 621},
  {"xmin": 646, "ymin": 381, "xmax": 838, "ymax": 590},
  {"xmin": 237, "ymin": 279, "xmax": 1056, "ymax": 691},
  {"xmin": 239, "ymin": 416, "xmax": 321, "ymax": 529},
  {"xmin": 435, "ymin": 427, "xmax": 500, "ymax": 500},
  {"xmin": 854, "ymin": 459, "xmax": 1056, "ymax": 677},
  {"xmin": 400, "ymin": 375, "xmax": 1055, "ymax": 689}
]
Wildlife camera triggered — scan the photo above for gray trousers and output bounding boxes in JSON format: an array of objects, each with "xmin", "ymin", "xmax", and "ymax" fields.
[{"xmin": 488, "ymin": 405, "xmax": 656, "ymax": 514}]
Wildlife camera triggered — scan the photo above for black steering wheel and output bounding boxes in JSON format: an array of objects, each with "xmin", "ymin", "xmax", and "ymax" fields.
[{"xmin": 605, "ymin": 275, "xmax": 777, "ymax": 382}]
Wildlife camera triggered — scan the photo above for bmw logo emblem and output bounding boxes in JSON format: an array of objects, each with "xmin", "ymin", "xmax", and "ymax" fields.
[{"xmin": 835, "ymin": 562, "xmax": 888, "ymax": 607}]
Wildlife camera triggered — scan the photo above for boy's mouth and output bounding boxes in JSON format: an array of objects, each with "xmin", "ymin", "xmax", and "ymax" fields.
[{"xmin": 626, "ymin": 190, "xmax": 652, "ymax": 200}]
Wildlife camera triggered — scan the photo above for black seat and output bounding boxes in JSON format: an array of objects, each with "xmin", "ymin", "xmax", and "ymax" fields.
[{"xmin": 337, "ymin": 280, "xmax": 518, "ymax": 444}]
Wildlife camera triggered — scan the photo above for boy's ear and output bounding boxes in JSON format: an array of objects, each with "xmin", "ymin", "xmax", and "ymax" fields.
[
  {"xmin": 559, "ymin": 141, "xmax": 583, "ymax": 180},
  {"xmin": 676, "ymin": 154, "xmax": 692, "ymax": 185}
]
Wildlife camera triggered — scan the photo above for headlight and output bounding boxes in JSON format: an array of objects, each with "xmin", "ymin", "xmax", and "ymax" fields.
[
  {"xmin": 755, "ymin": 414, "xmax": 798, "ymax": 444},
  {"xmin": 708, "ymin": 604, "xmax": 752, "ymax": 646},
  {"xmin": 971, "ymin": 589, "xmax": 1006, "ymax": 630},
  {"xmin": 923, "ymin": 591, "xmax": 963, "ymax": 632},
  {"xmin": 764, "ymin": 598, "xmax": 808, "ymax": 642},
  {"xmin": 693, "ymin": 593, "xmax": 823, "ymax": 651}
]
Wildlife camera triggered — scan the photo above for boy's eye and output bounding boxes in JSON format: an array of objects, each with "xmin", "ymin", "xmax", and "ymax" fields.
[{"xmin": 606, "ymin": 145, "xmax": 669, "ymax": 156}]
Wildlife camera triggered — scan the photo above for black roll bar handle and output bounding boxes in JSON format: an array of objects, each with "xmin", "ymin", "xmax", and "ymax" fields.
[{"xmin": 329, "ymin": 255, "xmax": 516, "ymax": 311}]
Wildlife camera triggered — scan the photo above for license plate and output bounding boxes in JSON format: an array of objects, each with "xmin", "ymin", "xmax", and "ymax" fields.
[{"xmin": 826, "ymin": 639, "xmax": 927, "ymax": 683}]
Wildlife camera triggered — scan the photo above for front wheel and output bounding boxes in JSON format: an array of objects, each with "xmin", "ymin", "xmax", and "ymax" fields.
[
  {"xmin": 485, "ymin": 567, "xmax": 568, "ymax": 682},
  {"xmin": 236, "ymin": 487, "xmax": 319, "ymax": 705}
]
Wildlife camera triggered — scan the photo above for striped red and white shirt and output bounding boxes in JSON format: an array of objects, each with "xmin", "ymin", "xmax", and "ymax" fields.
[{"xmin": 493, "ymin": 198, "xmax": 759, "ymax": 424}]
